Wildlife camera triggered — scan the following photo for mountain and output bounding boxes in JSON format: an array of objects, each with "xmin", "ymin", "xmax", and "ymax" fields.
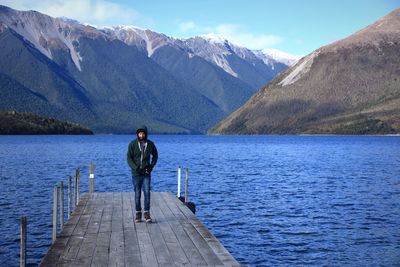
[
  {"xmin": 101, "ymin": 27, "xmax": 291, "ymax": 113},
  {"xmin": 183, "ymin": 34, "xmax": 288, "ymax": 89},
  {"xmin": 253, "ymin": 48, "xmax": 302, "ymax": 67},
  {"xmin": 0, "ymin": 5, "xmax": 293, "ymax": 133},
  {"xmin": 0, "ymin": 111, "xmax": 93, "ymax": 134},
  {"xmin": 0, "ymin": 5, "xmax": 220, "ymax": 133},
  {"xmin": 210, "ymin": 9, "xmax": 400, "ymax": 135}
]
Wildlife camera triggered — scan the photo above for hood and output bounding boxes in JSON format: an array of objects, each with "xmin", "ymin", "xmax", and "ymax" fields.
[
  {"xmin": 136, "ymin": 125, "xmax": 148, "ymax": 135},
  {"xmin": 136, "ymin": 125, "xmax": 148, "ymax": 140}
]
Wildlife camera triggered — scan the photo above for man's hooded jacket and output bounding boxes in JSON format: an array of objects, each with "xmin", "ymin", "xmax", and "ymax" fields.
[{"xmin": 127, "ymin": 125, "xmax": 158, "ymax": 176}]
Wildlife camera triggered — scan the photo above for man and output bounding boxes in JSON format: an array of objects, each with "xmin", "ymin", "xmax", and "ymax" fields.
[{"xmin": 127, "ymin": 125, "xmax": 158, "ymax": 223}]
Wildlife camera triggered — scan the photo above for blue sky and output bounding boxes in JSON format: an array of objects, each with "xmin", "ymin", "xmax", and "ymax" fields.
[{"xmin": 1, "ymin": 0, "xmax": 399, "ymax": 55}]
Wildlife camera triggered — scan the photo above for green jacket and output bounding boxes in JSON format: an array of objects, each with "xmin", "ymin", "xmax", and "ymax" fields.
[{"xmin": 127, "ymin": 138, "xmax": 158, "ymax": 176}]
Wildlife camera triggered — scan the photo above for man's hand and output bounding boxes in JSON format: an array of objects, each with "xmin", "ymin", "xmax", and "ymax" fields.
[
  {"xmin": 136, "ymin": 166, "xmax": 144, "ymax": 175},
  {"xmin": 144, "ymin": 165, "xmax": 153, "ymax": 174}
]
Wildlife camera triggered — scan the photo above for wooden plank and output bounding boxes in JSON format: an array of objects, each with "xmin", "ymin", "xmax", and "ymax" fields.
[
  {"xmin": 151, "ymin": 204, "xmax": 189, "ymax": 265},
  {"xmin": 86, "ymin": 198, "xmax": 102, "ymax": 235},
  {"xmin": 156, "ymin": 193, "xmax": 207, "ymax": 265},
  {"xmin": 159, "ymin": 193, "xmax": 224, "ymax": 265},
  {"xmin": 91, "ymin": 193, "xmax": 113, "ymax": 267},
  {"xmin": 147, "ymin": 216, "xmax": 175, "ymax": 266},
  {"xmin": 98, "ymin": 194, "xmax": 113, "ymax": 234},
  {"xmin": 40, "ymin": 237, "xmax": 69, "ymax": 267},
  {"xmin": 41, "ymin": 194, "xmax": 91, "ymax": 266},
  {"xmin": 124, "ymin": 230, "xmax": 142, "ymax": 267},
  {"xmin": 111, "ymin": 193, "xmax": 123, "ymax": 233},
  {"xmin": 91, "ymin": 231, "xmax": 111, "ymax": 267},
  {"xmin": 59, "ymin": 236, "xmax": 84, "ymax": 261},
  {"xmin": 100, "ymin": 206, "xmax": 113, "ymax": 222},
  {"xmin": 136, "ymin": 223, "xmax": 158, "ymax": 266},
  {"xmin": 128, "ymin": 192, "xmax": 158, "ymax": 266},
  {"xmin": 122, "ymin": 192, "xmax": 142, "ymax": 266},
  {"xmin": 74, "ymin": 195, "xmax": 90, "ymax": 215},
  {"xmin": 122, "ymin": 192, "xmax": 135, "ymax": 231},
  {"xmin": 108, "ymin": 230, "xmax": 125, "ymax": 266},
  {"xmin": 86, "ymin": 218, "xmax": 101, "ymax": 234},
  {"xmin": 56, "ymin": 257, "xmax": 92, "ymax": 267},
  {"xmin": 76, "ymin": 233, "xmax": 97, "ymax": 260},
  {"xmin": 71, "ymin": 214, "xmax": 91, "ymax": 236},
  {"xmin": 165, "ymin": 192, "xmax": 240, "ymax": 266}
]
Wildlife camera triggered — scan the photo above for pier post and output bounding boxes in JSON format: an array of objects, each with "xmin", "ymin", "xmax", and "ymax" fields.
[
  {"xmin": 89, "ymin": 161, "xmax": 94, "ymax": 193},
  {"xmin": 52, "ymin": 185, "xmax": 58, "ymax": 243},
  {"xmin": 67, "ymin": 176, "xmax": 71, "ymax": 218},
  {"xmin": 76, "ymin": 168, "xmax": 80, "ymax": 203},
  {"xmin": 74, "ymin": 172, "xmax": 77, "ymax": 209},
  {"xmin": 74, "ymin": 168, "xmax": 80, "ymax": 205},
  {"xmin": 177, "ymin": 166, "xmax": 181, "ymax": 197},
  {"xmin": 20, "ymin": 216, "xmax": 27, "ymax": 267},
  {"xmin": 59, "ymin": 181, "xmax": 64, "ymax": 229},
  {"xmin": 185, "ymin": 168, "xmax": 189, "ymax": 204}
]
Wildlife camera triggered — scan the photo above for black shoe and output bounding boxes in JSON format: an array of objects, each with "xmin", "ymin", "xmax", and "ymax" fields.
[
  {"xmin": 135, "ymin": 211, "xmax": 142, "ymax": 222},
  {"xmin": 144, "ymin": 211, "xmax": 152, "ymax": 223}
]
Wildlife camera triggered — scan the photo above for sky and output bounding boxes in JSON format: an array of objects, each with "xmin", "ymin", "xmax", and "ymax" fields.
[{"xmin": 1, "ymin": 0, "xmax": 399, "ymax": 56}]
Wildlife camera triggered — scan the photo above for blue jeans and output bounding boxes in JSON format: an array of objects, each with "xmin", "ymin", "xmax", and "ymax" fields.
[{"xmin": 132, "ymin": 174, "xmax": 151, "ymax": 212}]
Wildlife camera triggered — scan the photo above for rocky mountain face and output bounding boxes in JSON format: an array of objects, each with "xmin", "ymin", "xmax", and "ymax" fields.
[
  {"xmin": 0, "ymin": 5, "xmax": 292, "ymax": 133},
  {"xmin": 210, "ymin": 9, "xmax": 400, "ymax": 135},
  {"xmin": 101, "ymin": 27, "xmax": 289, "ymax": 112}
]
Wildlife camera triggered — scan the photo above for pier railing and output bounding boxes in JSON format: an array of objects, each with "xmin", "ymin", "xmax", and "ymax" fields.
[
  {"xmin": 19, "ymin": 161, "xmax": 95, "ymax": 267},
  {"xmin": 19, "ymin": 162, "xmax": 196, "ymax": 266}
]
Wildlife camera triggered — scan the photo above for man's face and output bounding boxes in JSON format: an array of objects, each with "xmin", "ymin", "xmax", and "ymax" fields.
[{"xmin": 138, "ymin": 131, "xmax": 146, "ymax": 140}]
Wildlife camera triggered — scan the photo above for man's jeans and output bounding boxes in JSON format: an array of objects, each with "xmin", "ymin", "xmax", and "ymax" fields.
[{"xmin": 132, "ymin": 174, "xmax": 151, "ymax": 212}]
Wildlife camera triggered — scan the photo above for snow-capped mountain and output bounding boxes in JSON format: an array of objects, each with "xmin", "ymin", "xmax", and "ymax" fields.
[
  {"xmin": 0, "ymin": 6, "xmax": 108, "ymax": 71},
  {"xmin": 0, "ymin": 4, "xmax": 293, "ymax": 133},
  {"xmin": 254, "ymin": 48, "xmax": 302, "ymax": 67},
  {"xmin": 98, "ymin": 26, "xmax": 293, "ymax": 88},
  {"xmin": 0, "ymin": 3, "xmax": 294, "ymax": 87}
]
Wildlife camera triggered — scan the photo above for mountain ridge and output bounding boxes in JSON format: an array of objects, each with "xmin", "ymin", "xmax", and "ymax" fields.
[
  {"xmin": 210, "ymin": 8, "xmax": 400, "ymax": 135},
  {"xmin": 0, "ymin": 5, "xmax": 294, "ymax": 133}
]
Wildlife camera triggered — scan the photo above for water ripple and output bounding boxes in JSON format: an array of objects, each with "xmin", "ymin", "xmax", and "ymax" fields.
[{"xmin": 0, "ymin": 135, "xmax": 400, "ymax": 266}]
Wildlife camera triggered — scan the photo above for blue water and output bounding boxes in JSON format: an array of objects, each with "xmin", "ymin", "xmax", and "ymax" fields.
[{"xmin": 0, "ymin": 135, "xmax": 400, "ymax": 266}]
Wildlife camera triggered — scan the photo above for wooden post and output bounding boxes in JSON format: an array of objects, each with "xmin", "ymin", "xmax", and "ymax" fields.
[
  {"xmin": 74, "ymin": 172, "xmax": 78, "ymax": 209},
  {"xmin": 67, "ymin": 176, "xmax": 71, "ymax": 218},
  {"xmin": 185, "ymin": 168, "xmax": 189, "ymax": 204},
  {"xmin": 76, "ymin": 168, "xmax": 80, "ymax": 203},
  {"xmin": 60, "ymin": 181, "xmax": 64, "ymax": 229},
  {"xmin": 74, "ymin": 168, "xmax": 80, "ymax": 205},
  {"xmin": 89, "ymin": 161, "xmax": 94, "ymax": 193},
  {"xmin": 20, "ymin": 216, "xmax": 27, "ymax": 267},
  {"xmin": 52, "ymin": 185, "xmax": 58, "ymax": 243},
  {"xmin": 177, "ymin": 166, "xmax": 181, "ymax": 197}
]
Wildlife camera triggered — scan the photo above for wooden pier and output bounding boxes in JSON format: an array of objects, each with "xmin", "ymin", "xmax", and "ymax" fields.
[{"xmin": 40, "ymin": 192, "xmax": 240, "ymax": 266}]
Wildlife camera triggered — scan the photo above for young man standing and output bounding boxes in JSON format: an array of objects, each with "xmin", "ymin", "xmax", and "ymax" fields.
[{"xmin": 127, "ymin": 125, "xmax": 158, "ymax": 223}]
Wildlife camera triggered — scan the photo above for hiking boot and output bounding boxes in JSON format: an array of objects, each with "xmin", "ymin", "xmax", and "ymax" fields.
[
  {"xmin": 144, "ymin": 211, "xmax": 152, "ymax": 223},
  {"xmin": 135, "ymin": 211, "xmax": 142, "ymax": 222}
]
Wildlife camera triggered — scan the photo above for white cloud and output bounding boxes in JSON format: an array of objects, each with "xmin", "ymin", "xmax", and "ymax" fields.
[
  {"xmin": 175, "ymin": 20, "xmax": 283, "ymax": 50},
  {"xmin": 0, "ymin": 0, "xmax": 154, "ymax": 28},
  {"xmin": 209, "ymin": 24, "xmax": 283, "ymax": 50},
  {"xmin": 178, "ymin": 20, "xmax": 197, "ymax": 32}
]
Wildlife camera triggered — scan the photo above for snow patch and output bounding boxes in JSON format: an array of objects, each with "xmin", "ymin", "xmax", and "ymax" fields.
[
  {"xmin": 258, "ymin": 48, "xmax": 302, "ymax": 66},
  {"xmin": 0, "ymin": 11, "xmax": 83, "ymax": 70},
  {"xmin": 201, "ymin": 33, "xmax": 229, "ymax": 45},
  {"xmin": 278, "ymin": 51, "xmax": 319, "ymax": 86},
  {"xmin": 110, "ymin": 26, "xmax": 166, "ymax": 57},
  {"xmin": 212, "ymin": 54, "xmax": 238, "ymax": 77}
]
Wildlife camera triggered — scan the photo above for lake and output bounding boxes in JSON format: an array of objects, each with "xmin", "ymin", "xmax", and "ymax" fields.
[{"xmin": 0, "ymin": 135, "xmax": 399, "ymax": 266}]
